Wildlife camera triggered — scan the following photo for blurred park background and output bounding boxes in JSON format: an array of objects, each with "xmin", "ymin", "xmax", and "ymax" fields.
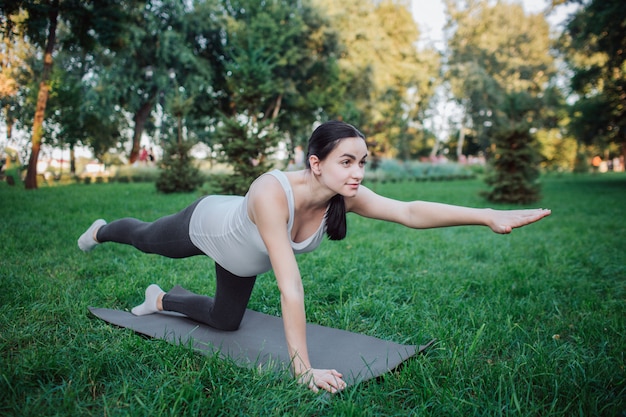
[
  {"xmin": 1, "ymin": 0, "xmax": 624, "ymax": 201},
  {"xmin": 2, "ymin": 1, "xmax": 625, "ymax": 415}
]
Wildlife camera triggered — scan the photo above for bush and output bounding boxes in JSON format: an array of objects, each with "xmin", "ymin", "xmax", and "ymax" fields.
[
  {"xmin": 1, "ymin": 167, "xmax": 22, "ymax": 187},
  {"xmin": 364, "ymin": 159, "xmax": 475, "ymax": 184},
  {"xmin": 213, "ymin": 117, "xmax": 281, "ymax": 195},
  {"xmin": 112, "ymin": 165, "xmax": 160, "ymax": 183},
  {"xmin": 156, "ymin": 141, "xmax": 205, "ymax": 193},
  {"xmin": 483, "ymin": 128, "xmax": 541, "ymax": 204}
]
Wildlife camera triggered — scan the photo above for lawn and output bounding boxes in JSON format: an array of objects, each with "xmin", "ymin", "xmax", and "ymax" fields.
[{"xmin": 1, "ymin": 173, "xmax": 624, "ymax": 416}]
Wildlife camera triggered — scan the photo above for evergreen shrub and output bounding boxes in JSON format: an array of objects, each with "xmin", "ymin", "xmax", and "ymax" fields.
[{"xmin": 156, "ymin": 141, "xmax": 204, "ymax": 193}]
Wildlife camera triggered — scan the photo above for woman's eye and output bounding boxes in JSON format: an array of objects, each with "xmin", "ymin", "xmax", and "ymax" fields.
[{"xmin": 341, "ymin": 160, "xmax": 350, "ymax": 166}]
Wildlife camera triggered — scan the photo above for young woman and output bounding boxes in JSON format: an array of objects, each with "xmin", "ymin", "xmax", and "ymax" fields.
[{"xmin": 78, "ymin": 120, "xmax": 551, "ymax": 393}]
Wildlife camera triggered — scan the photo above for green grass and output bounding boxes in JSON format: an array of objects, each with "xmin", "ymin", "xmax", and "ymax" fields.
[{"xmin": 1, "ymin": 173, "xmax": 624, "ymax": 416}]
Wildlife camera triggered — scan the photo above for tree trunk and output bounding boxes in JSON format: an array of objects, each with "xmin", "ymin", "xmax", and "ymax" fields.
[
  {"xmin": 24, "ymin": 1, "xmax": 58, "ymax": 189},
  {"xmin": 457, "ymin": 123, "xmax": 466, "ymax": 159},
  {"xmin": 129, "ymin": 99, "xmax": 154, "ymax": 164},
  {"xmin": 70, "ymin": 144, "xmax": 76, "ymax": 175},
  {"xmin": 264, "ymin": 94, "xmax": 282, "ymax": 129},
  {"xmin": 177, "ymin": 114, "xmax": 183, "ymax": 145},
  {"xmin": 430, "ymin": 139, "xmax": 440, "ymax": 159},
  {"xmin": 3, "ymin": 106, "xmax": 13, "ymax": 142},
  {"xmin": 271, "ymin": 94, "xmax": 282, "ymax": 120}
]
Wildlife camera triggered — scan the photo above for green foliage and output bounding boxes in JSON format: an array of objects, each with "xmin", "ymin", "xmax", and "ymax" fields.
[
  {"xmin": 0, "ymin": 0, "xmax": 141, "ymax": 187},
  {"xmin": 92, "ymin": 0, "xmax": 218, "ymax": 163},
  {"xmin": 446, "ymin": 0, "xmax": 553, "ymax": 203},
  {"xmin": 536, "ymin": 129, "xmax": 578, "ymax": 173},
  {"xmin": 214, "ymin": 0, "xmax": 342, "ymax": 169},
  {"xmin": 566, "ymin": 85, "xmax": 619, "ymax": 161},
  {"xmin": 1, "ymin": 166, "xmax": 22, "ymax": 186},
  {"xmin": 156, "ymin": 140, "xmax": 204, "ymax": 193},
  {"xmin": 3, "ymin": 0, "xmax": 441, "ymax": 177},
  {"xmin": 573, "ymin": 149, "xmax": 590, "ymax": 174},
  {"xmin": 212, "ymin": 116, "xmax": 281, "ymax": 195},
  {"xmin": 9, "ymin": 0, "xmax": 624, "ymax": 192},
  {"xmin": 482, "ymin": 92, "xmax": 542, "ymax": 204},
  {"xmin": 1, "ymin": 174, "xmax": 625, "ymax": 415},
  {"xmin": 483, "ymin": 128, "xmax": 541, "ymax": 204},
  {"xmin": 364, "ymin": 159, "xmax": 475, "ymax": 183},
  {"xmin": 46, "ymin": 49, "xmax": 123, "ymax": 165},
  {"xmin": 561, "ymin": 0, "xmax": 626, "ymax": 158},
  {"xmin": 316, "ymin": 0, "xmax": 440, "ymax": 154},
  {"xmin": 112, "ymin": 165, "xmax": 160, "ymax": 183}
]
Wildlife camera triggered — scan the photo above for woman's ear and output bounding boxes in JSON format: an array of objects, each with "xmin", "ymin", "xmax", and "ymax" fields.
[{"xmin": 309, "ymin": 155, "xmax": 322, "ymax": 175}]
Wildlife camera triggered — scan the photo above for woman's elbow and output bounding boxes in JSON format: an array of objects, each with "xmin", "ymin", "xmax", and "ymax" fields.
[{"xmin": 279, "ymin": 285, "xmax": 305, "ymax": 305}]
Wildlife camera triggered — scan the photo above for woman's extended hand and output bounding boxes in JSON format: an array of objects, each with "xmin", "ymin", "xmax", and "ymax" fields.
[
  {"xmin": 487, "ymin": 208, "xmax": 551, "ymax": 234},
  {"xmin": 298, "ymin": 368, "xmax": 347, "ymax": 393}
]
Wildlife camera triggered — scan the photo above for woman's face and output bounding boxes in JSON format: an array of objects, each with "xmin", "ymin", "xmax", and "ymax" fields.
[{"xmin": 315, "ymin": 137, "xmax": 368, "ymax": 197}]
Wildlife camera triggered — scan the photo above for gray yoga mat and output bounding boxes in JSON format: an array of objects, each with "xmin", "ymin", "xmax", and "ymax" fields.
[{"xmin": 89, "ymin": 287, "xmax": 435, "ymax": 384}]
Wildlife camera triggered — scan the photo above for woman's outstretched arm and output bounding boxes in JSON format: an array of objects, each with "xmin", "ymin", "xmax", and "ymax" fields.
[{"xmin": 347, "ymin": 185, "xmax": 551, "ymax": 233}]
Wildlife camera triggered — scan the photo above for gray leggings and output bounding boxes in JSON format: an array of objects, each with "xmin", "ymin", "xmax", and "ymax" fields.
[{"xmin": 96, "ymin": 198, "xmax": 257, "ymax": 331}]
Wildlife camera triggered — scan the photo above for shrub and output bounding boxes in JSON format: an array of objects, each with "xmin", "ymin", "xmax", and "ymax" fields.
[
  {"xmin": 364, "ymin": 159, "xmax": 475, "ymax": 183},
  {"xmin": 483, "ymin": 128, "xmax": 541, "ymax": 204},
  {"xmin": 112, "ymin": 165, "xmax": 160, "ymax": 183},
  {"xmin": 156, "ymin": 141, "xmax": 205, "ymax": 193},
  {"xmin": 213, "ymin": 117, "xmax": 281, "ymax": 195}
]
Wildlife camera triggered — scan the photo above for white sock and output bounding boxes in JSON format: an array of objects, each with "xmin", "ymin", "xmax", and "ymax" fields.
[
  {"xmin": 77, "ymin": 219, "xmax": 106, "ymax": 252},
  {"xmin": 131, "ymin": 284, "xmax": 164, "ymax": 316}
]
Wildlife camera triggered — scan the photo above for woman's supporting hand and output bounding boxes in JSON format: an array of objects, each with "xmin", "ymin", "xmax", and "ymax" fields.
[
  {"xmin": 487, "ymin": 208, "xmax": 551, "ymax": 234},
  {"xmin": 297, "ymin": 368, "xmax": 347, "ymax": 393}
]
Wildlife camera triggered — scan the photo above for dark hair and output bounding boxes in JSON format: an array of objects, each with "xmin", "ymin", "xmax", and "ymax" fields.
[{"xmin": 305, "ymin": 120, "xmax": 366, "ymax": 241}]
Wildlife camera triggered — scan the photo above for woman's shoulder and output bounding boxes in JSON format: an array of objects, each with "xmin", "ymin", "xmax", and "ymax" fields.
[
  {"xmin": 249, "ymin": 170, "xmax": 284, "ymax": 190},
  {"xmin": 250, "ymin": 169, "xmax": 306, "ymax": 192},
  {"xmin": 247, "ymin": 171, "xmax": 289, "ymax": 203},
  {"xmin": 247, "ymin": 171, "xmax": 291, "ymax": 225}
]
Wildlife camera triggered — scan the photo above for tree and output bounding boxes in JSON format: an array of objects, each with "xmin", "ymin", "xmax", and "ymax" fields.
[
  {"xmin": 0, "ymin": 9, "xmax": 32, "ymax": 151},
  {"xmin": 155, "ymin": 140, "xmax": 203, "ymax": 193},
  {"xmin": 0, "ymin": 0, "xmax": 135, "ymax": 188},
  {"xmin": 92, "ymin": 0, "xmax": 216, "ymax": 165},
  {"xmin": 559, "ymin": 0, "xmax": 626, "ymax": 163},
  {"xmin": 371, "ymin": 1, "xmax": 440, "ymax": 159},
  {"xmin": 315, "ymin": 0, "xmax": 440, "ymax": 157},
  {"xmin": 172, "ymin": 0, "xmax": 224, "ymax": 146},
  {"xmin": 46, "ymin": 55, "xmax": 124, "ymax": 173},
  {"xmin": 483, "ymin": 92, "xmax": 541, "ymax": 203},
  {"xmin": 211, "ymin": 0, "xmax": 342, "ymax": 194},
  {"xmin": 445, "ymin": 0, "xmax": 555, "ymax": 203},
  {"xmin": 4, "ymin": 0, "xmax": 59, "ymax": 189},
  {"xmin": 0, "ymin": 8, "xmax": 39, "ymax": 179}
]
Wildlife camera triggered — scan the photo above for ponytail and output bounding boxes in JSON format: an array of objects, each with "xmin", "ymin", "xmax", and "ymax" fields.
[
  {"xmin": 305, "ymin": 120, "xmax": 365, "ymax": 241},
  {"xmin": 325, "ymin": 194, "xmax": 346, "ymax": 240}
]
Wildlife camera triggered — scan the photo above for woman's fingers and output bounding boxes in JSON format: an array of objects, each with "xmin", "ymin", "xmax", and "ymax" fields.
[
  {"xmin": 517, "ymin": 208, "xmax": 551, "ymax": 228},
  {"xmin": 301, "ymin": 368, "xmax": 347, "ymax": 393},
  {"xmin": 492, "ymin": 208, "xmax": 551, "ymax": 234},
  {"xmin": 317, "ymin": 373, "xmax": 346, "ymax": 393}
]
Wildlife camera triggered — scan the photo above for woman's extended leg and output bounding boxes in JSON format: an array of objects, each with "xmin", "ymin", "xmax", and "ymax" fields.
[
  {"xmin": 80, "ymin": 198, "xmax": 205, "ymax": 258},
  {"xmin": 160, "ymin": 263, "xmax": 257, "ymax": 331}
]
